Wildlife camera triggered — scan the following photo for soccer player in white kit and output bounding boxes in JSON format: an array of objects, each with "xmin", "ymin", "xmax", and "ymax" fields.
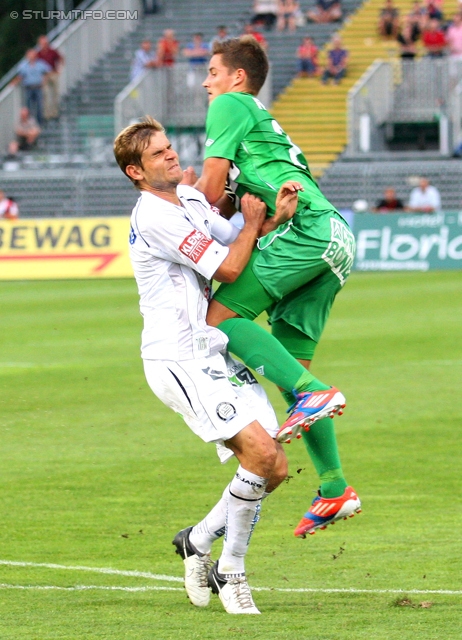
[{"xmin": 114, "ymin": 117, "xmax": 301, "ymax": 615}]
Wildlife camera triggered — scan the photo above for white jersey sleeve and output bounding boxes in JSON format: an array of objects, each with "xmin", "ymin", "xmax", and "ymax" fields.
[
  {"xmin": 178, "ymin": 184, "xmax": 240, "ymax": 246},
  {"xmin": 208, "ymin": 208, "xmax": 240, "ymax": 246}
]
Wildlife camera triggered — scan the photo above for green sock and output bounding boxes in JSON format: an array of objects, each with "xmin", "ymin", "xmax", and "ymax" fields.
[
  {"xmin": 294, "ymin": 370, "xmax": 330, "ymax": 393},
  {"xmin": 218, "ymin": 318, "xmax": 328, "ymax": 392},
  {"xmin": 281, "ymin": 389, "xmax": 296, "ymax": 405},
  {"xmin": 219, "ymin": 318, "xmax": 345, "ymax": 498},
  {"xmin": 281, "ymin": 393, "xmax": 347, "ymax": 498},
  {"xmin": 301, "ymin": 418, "xmax": 347, "ymax": 498}
]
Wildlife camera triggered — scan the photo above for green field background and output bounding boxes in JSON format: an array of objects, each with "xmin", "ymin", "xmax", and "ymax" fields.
[{"xmin": 1, "ymin": 272, "xmax": 461, "ymax": 639}]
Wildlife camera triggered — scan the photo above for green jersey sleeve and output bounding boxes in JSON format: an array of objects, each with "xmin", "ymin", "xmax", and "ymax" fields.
[{"xmin": 204, "ymin": 94, "xmax": 254, "ymax": 161}]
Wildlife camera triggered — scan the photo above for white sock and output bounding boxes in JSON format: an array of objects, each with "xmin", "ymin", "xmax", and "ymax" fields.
[
  {"xmin": 218, "ymin": 465, "xmax": 268, "ymax": 575},
  {"xmin": 190, "ymin": 485, "xmax": 229, "ymax": 554},
  {"xmin": 190, "ymin": 488, "xmax": 272, "ymax": 555}
]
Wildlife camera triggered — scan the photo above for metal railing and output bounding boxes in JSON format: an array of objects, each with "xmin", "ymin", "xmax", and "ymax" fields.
[
  {"xmin": 0, "ymin": 0, "xmax": 141, "ymax": 157},
  {"xmin": 115, "ymin": 63, "xmax": 273, "ymax": 134},
  {"xmin": 114, "ymin": 64, "xmax": 209, "ymax": 134},
  {"xmin": 391, "ymin": 58, "xmax": 450, "ymax": 124},
  {"xmin": 0, "ymin": 0, "xmax": 97, "ymax": 94},
  {"xmin": 347, "ymin": 60, "xmax": 394, "ymax": 154},
  {"xmin": 348, "ymin": 57, "xmax": 462, "ymax": 156},
  {"xmin": 452, "ymin": 78, "xmax": 462, "ymax": 151}
]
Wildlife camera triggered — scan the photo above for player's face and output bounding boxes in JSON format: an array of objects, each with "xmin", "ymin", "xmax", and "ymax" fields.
[
  {"xmin": 203, "ymin": 54, "xmax": 239, "ymax": 102},
  {"xmin": 135, "ymin": 132, "xmax": 183, "ymax": 191}
]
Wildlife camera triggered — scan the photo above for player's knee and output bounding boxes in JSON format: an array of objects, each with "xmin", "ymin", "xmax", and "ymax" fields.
[
  {"xmin": 254, "ymin": 438, "xmax": 278, "ymax": 476},
  {"xmin": 276, "ymin": 454, "xmax": 289, "ymax": 483},
  {"xmin": 272, "ymin": 448, "xmax": 289, "ymax": 487}
]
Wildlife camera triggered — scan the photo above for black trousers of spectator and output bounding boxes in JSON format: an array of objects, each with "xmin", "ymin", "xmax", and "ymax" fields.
[{"xmin": 251, "ymin": 13, "xmax": 277, "ymax": 29}]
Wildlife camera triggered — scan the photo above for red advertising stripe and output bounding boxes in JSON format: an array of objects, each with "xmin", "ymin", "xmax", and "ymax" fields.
[{"xmin": 0, "ymin": 253, "xmax": 120, "ymax": 273}]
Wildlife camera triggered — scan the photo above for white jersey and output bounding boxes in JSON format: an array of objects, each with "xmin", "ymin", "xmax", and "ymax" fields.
[{"xmin": 129, "ymin": 185, "xmax": 239, "ymax": 361}]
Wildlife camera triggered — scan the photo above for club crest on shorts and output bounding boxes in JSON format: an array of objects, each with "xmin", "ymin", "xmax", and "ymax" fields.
[{"xmin": 216, "ymin": 402, "xmax": 236, "ymax": 422}]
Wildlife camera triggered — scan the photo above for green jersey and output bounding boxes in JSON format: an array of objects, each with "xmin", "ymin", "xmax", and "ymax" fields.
[{"xmin": 204, "ymin": 92, "xmax": 337, "ymax": 216}]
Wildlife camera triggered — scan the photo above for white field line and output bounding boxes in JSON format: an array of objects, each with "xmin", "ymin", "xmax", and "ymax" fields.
[
  {"xmin": 0, "ymin": 584, "xmax": 182, "ymax": 592},
  {"xmin": 0, "ymin": 560, "xmax": 182, "ymax": 582},
  {"xmin": 1, "ymin": 560, "xmax": 461, "ymax": 596}
]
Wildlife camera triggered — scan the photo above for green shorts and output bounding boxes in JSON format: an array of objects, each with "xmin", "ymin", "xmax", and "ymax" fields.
[{"xmin": 213, "ymin": 210, "xmax": 355, "ymax": 358}]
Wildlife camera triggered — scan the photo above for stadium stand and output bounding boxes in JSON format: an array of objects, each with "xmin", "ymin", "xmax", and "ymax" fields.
[
  {"xmin": 272, "ymin": 0, "xmax": 461, "ymax": 177},
  {"xmin": 41, "ymin": 0, "xmax": 364, "ymax": 155},
  {"xmin": 319, "ymin": 158, "xmax": 462, "ymax": 210},
  {"xmin": 1, "ymin": 0, "xmax": 461, "ymax": 216},
  {"xmin": 0, "ymin": 0, "xmax": 363, "ymax": 216}
]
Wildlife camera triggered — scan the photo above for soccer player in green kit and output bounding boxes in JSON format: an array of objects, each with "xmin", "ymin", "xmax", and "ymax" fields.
[{"xmin": 194, "ymin": 36, "xmax": 361, "ymax": 538}]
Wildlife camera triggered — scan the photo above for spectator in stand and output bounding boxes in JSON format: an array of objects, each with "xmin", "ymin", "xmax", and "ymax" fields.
[
  {"xmin": 210, "ymin": 25, "xmax": 231, "ymax": 49},
  {"xmin": 251, "ymin": 0, "xmax": 279, "ymax": 30},
  {"xmin": 14, "ymin": 107, "xmax": 41, "ymax": 151},
  {"xmin": 14, "ymin": 49, "xmax": 51, "ymax": 125},
  {"xmin": 407, "ymin": 1, "xmax": 426, "ymax": 39},
  {"xmin": 277, "ymin": 0, "xmax": 300, "ymax": 31},
  {"xmin": 0, "ymin": 190, "xmax": 19, "ymax": 220},
  {"xmin": 241, "ymin": 23, "xmax": 268, "ymax": 49},
  {"xmin": 423, "ymin": 0, "xmax": 444, "ymax": 26},
  {"xmin": 296, "ymin": 36, "xmax": 319, "ymax": 77},
  {"xmin": 422, "ymin": 18, "xmax": 447, "ymax": 57},
  {"xmin": 36, "ymin": 35, "xmax": 63, "ymax": 120},
  {"xmin": 378, "ymin": 0, "xmax": 400, "ymax": 38},
  {"xmin": 446, "ymin": 13, "xmax": 462, "ymax": 61},
  {"xmin": 307, "ymin": 0, "xmax": 342, "ymax": 23},
  {"xmin": 408, "ymin": 176, "xmax": 441, "ymax": 212},
  {"xmin": 397, "ymin": 18, "xmax": 419, "ymax": 59},
  {"xmin": 321, "ymin": 36, "xmax": 348, "ymax": 84},
  {"xmin": 157, "ymin": 29, "xmax": 179, "ymax": 67},
  {"xmin": 130, "ymin": 40, "xmax": 158, "ymax": 82},
  {"xmin": 374, "ymin": 187, "xmax": 405, "ymax": 212},
  {"xmin": 141, "ymin": 0, "xmax": 159, "ymax": 14},
  {"xmin": 183, "ymin": 33, "xmax": 210, "ymax": 66}
]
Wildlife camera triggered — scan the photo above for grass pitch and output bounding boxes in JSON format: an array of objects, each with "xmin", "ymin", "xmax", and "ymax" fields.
[{"xmin": 0, "ymin": 272, "xmax": 461, "ymax": 639}]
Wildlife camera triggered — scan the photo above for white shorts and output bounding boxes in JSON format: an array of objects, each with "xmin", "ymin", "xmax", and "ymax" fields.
[{"xmin": 143, "ymin": 351, "xmax": 279, "ymax": 463}]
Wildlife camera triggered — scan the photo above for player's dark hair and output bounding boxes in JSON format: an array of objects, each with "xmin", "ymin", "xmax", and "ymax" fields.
[
  {"xmin": 113, "ymin": 116, "xmax": 164, "ymax": 188},
  {"xmin": 212, "ymin": 36, "xmax": 268, "ymax": 95}
]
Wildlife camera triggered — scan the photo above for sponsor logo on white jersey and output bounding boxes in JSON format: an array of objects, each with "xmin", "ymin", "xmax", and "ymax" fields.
[{"xmin": 179, "ymin": 230, "xmax": 213, "ymax": 263}]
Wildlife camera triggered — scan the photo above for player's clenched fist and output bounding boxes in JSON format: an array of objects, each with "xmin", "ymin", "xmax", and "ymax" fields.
[
  {"xmin": 180, "ymin": 165, "xmax": 198, "ymax": 185},
  {"xmin": 240, "ymin": 193, "xmax": 267, "ymax": 233}
]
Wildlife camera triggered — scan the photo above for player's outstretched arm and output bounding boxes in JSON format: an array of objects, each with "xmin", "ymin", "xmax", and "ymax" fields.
[
  {"xmin": 194, "ymin": 157, "xmax": 231, "ymax": 206},
  {"xmin": 260, "ymin": 180, "xmax": 303, "ymax": 237},
  {"xmin": 213, "ymin": 193, "xmax": 265, "ymax": 283}
]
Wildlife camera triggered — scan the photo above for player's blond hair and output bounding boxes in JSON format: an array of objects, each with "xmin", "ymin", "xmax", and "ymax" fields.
[
  {"xmin": 212, "ymin": 36, "xmax": 268, "ymax": 95},
  {"xmin": 114, "ymin": 116, "xmax": 164, "ymax": 188}
]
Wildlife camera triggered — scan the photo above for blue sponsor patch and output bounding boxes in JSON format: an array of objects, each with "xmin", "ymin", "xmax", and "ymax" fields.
[{"xmin": 129, "ymin": 226, "xmax": 136, "ymax": 245}]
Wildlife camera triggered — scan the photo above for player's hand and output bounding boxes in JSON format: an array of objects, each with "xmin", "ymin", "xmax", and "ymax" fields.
[
  {"xmin": 180, "ymin": 166, "xmax": 198, "ymax": 186},
  {"xmin": 240, "ymin": 193, "xmax": 266, "ymax": 233},
  {"xmin": 259, "ymin": 181, "xmax": 303, "ymax": 237},
  {"xmin": 274, "ymin": 181, "xmax": 303, "ymax": 225}
]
